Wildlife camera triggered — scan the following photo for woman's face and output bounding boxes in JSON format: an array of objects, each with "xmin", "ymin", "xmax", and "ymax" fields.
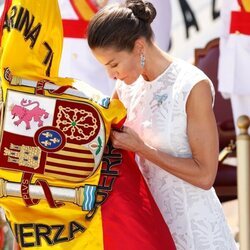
[{"xmin": 92, "ymin": 46, "xmax": 142, "ymax": 85}]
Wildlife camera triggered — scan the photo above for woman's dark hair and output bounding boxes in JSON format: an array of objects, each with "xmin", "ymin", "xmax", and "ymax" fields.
[{"xmin": 87, "ymin": 0, "xmax": 156, "ymax": 51}]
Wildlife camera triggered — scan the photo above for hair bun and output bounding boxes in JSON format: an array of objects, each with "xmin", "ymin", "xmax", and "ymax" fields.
[{"xmin": 126, "ymin": 0, "xmax": 156, "ymax": 24}]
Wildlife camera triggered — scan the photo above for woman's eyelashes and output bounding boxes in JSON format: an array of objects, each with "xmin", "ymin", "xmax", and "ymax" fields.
[{"xmin": 110, "ymin": 63, "xmax": 118, "ymax": 68}]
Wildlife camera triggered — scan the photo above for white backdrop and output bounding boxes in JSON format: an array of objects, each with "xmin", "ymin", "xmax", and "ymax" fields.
[{"xmin": 169, "ymin": 0, "xmax": 222, "ymax": 61}]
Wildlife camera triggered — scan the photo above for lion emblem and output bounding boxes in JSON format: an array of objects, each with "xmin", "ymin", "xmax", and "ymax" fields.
[{"xmin": 11, "ymin": 99, "xmax": 49, "ymax": 130}]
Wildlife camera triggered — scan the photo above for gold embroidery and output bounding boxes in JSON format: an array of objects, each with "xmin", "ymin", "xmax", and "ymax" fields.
[{"xmin": 4, "ymin": 143, "xmax": 41, "ymax": 169}]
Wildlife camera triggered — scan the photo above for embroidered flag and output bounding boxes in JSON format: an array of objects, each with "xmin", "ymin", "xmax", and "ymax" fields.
[
  {"xmin": 0, "ymin": 80, "xmax": 175, "ymax": 250},
  {"xmin": 0, "ymin": 1, "xmax": 176, "ymax": 249}
]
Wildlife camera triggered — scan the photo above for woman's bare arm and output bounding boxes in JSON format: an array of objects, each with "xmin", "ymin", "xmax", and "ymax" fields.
[{"xmin": 111, "ymin": 80, "xmax": 219, "ymax": 189}]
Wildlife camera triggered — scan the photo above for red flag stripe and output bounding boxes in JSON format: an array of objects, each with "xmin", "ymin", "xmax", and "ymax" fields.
[
  {"xmin": 0, "ymin": 0, "xmax": 12, "ymax": 46},
  {"xmin": 62, "ymin": 19, "xmax": 88, "ymax": 39},
  {"xmin": 46, "ymin": 161, "xmax": 94, "ymax": 171},
  {"xmin": 230, "ymin": 11, "xmax": 250, "ymax": 35},
  {"xmin": 102, "ymin": 149, "xmax": 176, "ymax": 250},
  {"xmin": 46, "ymin": 157, "xmax": 94, "ymax": 167}
]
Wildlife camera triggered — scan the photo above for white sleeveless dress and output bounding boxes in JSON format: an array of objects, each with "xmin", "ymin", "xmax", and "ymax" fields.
[{"xmin": 116, "ymin": 59, "xmax": 237, "ymax": 250}]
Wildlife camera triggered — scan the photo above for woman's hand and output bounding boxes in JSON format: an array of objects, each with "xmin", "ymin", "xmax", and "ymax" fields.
[{"xmin": 110, "ymin": 126, "xmax": 145, "ymax": 152}]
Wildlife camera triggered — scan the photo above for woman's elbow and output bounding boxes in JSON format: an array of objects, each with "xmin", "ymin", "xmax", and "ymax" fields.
[
  {"xmin": 197, "ymin": 166, "xmax": 217, "ymax": 190},
  {"xmin": 199, "ymin": 178, "xmax": 214, "ymax": 190}
]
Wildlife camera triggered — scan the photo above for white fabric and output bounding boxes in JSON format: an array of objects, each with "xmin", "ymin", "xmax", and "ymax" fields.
[
  {"xmin": 218, "ymin": 0, "xmax": 249, "ymax": 96},
  {"xmin": 218, "ymin": 0, "xmax": 250, "ymax": 132},
  {"xmin": 60, "ymin": 38, "xmax": 115, "ymax": 96},
  {"xmin": 116, "ymin": 59, "xmax": 237, "ymax": 250},
  {"xmin": 218, "ymin": 35, "xmax": 250, "ymax": 95},
  {"xmin": 150, "ymin": 0, "xmax": 172, "ymax": 51},
  {"xmin": 58, "ymin": 0, "xmax": 115, "ymax": 96}
]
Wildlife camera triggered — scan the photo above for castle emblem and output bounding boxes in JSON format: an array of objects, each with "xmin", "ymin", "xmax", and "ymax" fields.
[{"xmin": 4, "ymin": 143, "xmax": 41, "ymax": 169}]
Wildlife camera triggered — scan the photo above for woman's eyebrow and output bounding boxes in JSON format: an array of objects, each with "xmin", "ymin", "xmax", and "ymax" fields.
[{"xmin": 105, "ymin": 59, "xmax": 115, "ymax": 65}]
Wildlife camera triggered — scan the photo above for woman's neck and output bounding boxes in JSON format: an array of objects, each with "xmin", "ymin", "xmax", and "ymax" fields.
[{"xmin": 142, "ymin": 44, "xmax": 173, "ymax": 82}]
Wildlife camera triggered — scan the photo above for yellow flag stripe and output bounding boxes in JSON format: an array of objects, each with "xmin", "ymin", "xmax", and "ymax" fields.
[
  {"xmin": 55, "ymin": 150, "xmax": 94, "ymax": 159},
  {"xmin": 71, "ymin": 0, "xmax": 96, "ymax": 20},
  {"xmin": 45, "ymin": 165, "xmax": 93, "ymax": 175},
  {"xmin": 66, "ymin": 142, "xmax": 90, "ymax": 150},
  {"xmin": 44, "ymin": 172, "xmax": 89, "ymax": 182},
  {"xmin": 240, "ymin": 0, "xmax": 250, "ymax": 11}
]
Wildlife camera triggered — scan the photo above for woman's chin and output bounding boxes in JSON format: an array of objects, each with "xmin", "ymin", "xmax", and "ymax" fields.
[{"xmin": 123, "ymin": 76, "xmax": 138, "ymax": 85}]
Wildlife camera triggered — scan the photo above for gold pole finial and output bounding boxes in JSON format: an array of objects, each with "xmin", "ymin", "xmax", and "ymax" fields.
[{"xmin": 237, "ymin": 115, "xmax": 250, "ymax": 135}]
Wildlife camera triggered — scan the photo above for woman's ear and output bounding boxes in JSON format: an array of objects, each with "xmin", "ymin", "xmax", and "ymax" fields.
[{"xmin": 134, "ymin": 38, "xmax": 146, "ymax": 55}]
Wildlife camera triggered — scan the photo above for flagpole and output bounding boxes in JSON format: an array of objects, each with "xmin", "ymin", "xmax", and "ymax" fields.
[{"xmin": 237, "ymin": 115, "xmax": 250, "ymax": 250}]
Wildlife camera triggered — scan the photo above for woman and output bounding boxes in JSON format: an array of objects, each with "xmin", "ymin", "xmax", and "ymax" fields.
[{"xmin": 87, "ymin": 0, "xmax": 237, "ymax": 249}]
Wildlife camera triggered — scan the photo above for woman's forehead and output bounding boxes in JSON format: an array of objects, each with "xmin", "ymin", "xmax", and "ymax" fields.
[{"xmin": 93, "ymin": 47, "xmax": 131, "ymax": 63}]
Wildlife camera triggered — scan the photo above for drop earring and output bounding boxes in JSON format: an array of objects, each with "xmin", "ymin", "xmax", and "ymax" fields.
[{"xmin": 140, "ymin": 53, "xmax": 145, "ymax": 68}]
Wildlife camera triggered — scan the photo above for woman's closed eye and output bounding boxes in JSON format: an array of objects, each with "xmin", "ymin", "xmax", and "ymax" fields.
[{"xmin": 110, "ymin": 63, "xmax": 118, "ymax": 68}]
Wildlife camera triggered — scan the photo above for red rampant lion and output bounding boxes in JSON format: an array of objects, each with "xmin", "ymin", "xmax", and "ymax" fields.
[{"xmin": 11, "ymin": 99, "xmax": 49, "ymax": 129}]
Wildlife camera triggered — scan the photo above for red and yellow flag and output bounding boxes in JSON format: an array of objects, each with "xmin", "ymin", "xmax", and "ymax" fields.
[
  {"xmin": 230, "ymin": 0, "xmax": 250, "ymax": 35},
  {"xmin": 0, "ymin": 1, "xmax": 176, "ymax": 249},
  {"xmin": 62, "ymin": 0, "xmax": 98, "ymax": 39}
]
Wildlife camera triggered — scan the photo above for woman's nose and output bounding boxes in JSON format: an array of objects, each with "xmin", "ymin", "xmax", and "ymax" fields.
[{"xmin": 107, "ymin": 69, "xmax": 118, "ymax": 80}]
